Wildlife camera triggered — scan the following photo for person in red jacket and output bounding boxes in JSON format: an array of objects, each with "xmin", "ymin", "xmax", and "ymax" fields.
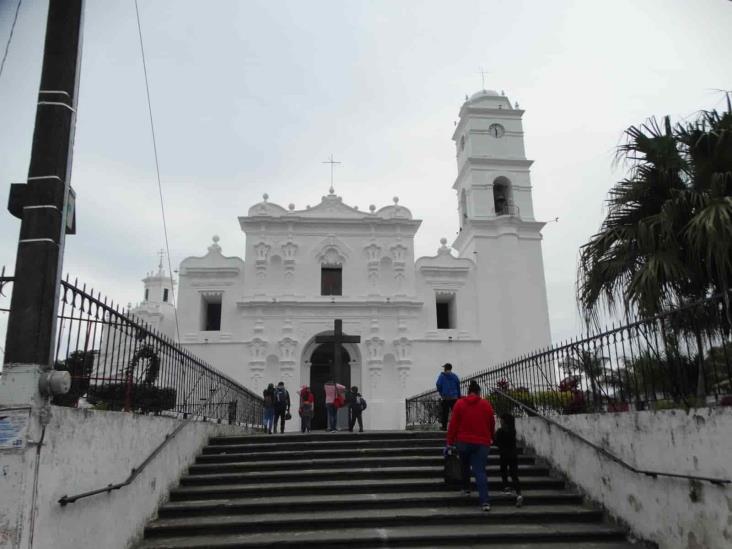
[{"xmin": 446, "ymin": 380, "xmax": 496, "ymax": 511}]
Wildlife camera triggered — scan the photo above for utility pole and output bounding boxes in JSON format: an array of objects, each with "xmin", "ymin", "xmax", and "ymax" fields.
[{"xmin": 1, "ymin": 0, "xmax": 84, "ymax": 406}]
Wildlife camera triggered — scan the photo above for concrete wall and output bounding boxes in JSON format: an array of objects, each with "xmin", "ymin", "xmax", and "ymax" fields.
[
  {"xmin": 0, "ymin": 406, "xmax": 245, "ymax": 549},
  {"xmin": 517, "ymin": 408, "xmax": 732, "ymax": 549}
]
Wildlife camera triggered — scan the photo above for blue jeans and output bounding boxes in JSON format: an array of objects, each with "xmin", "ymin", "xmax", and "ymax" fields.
[
  {"xmin": 326, "ymin": 403, "xmax": 337, "ymax": 430},
  {"xmin": 263, "ymin": 407, "xmax": 274, "ymax": 432},
  {"xmin": 457, "ymin": 442, "xmax": 490, "ymax": 505}
]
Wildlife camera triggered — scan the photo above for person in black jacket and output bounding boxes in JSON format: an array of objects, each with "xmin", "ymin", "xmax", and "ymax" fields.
[
  {"xmin": 272, "ymin": 381, "xmax": 291, "ymax": 434},
  {"xmin": 347, "ymin": 386, "xmax": 367, "ymax": 433},
  {"xmin": 494, "ymin": 413, "xmax": 523, "ymax": 507}
]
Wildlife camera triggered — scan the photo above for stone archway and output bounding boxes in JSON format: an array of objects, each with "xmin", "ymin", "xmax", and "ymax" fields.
[
  {"xmin": 301, "ymin": 333, "xmax": 362, "ymax": 431},
  {"xmin": 309, "ymin": 344, "xmax": 351, "ymax": 430}
]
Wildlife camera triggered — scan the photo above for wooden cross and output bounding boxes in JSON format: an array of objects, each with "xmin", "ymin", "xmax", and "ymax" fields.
[
  {"xmin": 315, "ymin": 319, "xmax": 360, "ymax": 384},
  {"xmin": 322, "ymin": 154, "xmax": 341, "ymax": 194}
]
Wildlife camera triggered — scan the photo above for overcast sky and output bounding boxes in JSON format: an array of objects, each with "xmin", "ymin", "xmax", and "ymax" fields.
[{"xmin": 1, "ymin": 0, "xmax": 731, "ymax": 362}]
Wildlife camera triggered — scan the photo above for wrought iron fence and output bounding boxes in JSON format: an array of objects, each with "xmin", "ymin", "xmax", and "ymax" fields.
[
  {"xmin": 407, "ymin": 292, "xmax": 732, "ymax": 427},
  {"xmin": 0, "ymin": 273, "xmax": 263, "ymax": 427}
]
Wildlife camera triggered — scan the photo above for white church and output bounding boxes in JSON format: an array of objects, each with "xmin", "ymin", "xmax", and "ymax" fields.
[{"xmin": 133, "ymin": 89, "xmax": 552, "ymax": 430}]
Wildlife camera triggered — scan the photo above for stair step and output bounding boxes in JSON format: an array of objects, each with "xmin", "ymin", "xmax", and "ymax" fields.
[
  {"xmin": 170, "ymin": 477, "xmax": 566, "ymax": 501},
  {"xmin": 196, "ymin": 445, "xmax": 519, "ymax": 463},
  {"xmin": 181, "ymin": 465, "xmax": 550, "ymax": 484},
  {"xmin": 209, "ymin": 431, "xmax": 446, "ymax": 445},
  {"xmin": 201, "ymin": 439, "xmax": 472, "ymax": 454},
  {"xmin": 190, "ymin": 454, "xmax": 535, "ymax": 472},
  {"xmin": 145, "ymin": 505, "xmax": 603, "ymax": 537},
  {"xmin": 137, "ymin": 522, "xmax": 629, "ymax": 548},
  {"xmin": 158, "ymin": 490, "xmax": 584, "ymax": 517}
]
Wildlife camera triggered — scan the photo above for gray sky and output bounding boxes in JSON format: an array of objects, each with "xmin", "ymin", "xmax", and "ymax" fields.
[{"xmin": 1, "ymin": 0, "xmax": 731, "ymax": 361}]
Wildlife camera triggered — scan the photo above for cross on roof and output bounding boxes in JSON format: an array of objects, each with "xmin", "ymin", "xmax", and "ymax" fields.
[
  {"xmin": 478, "ymin": 66, "xmax": 489, "ymax": 90},
  {"xmin": 315, "ymin": 319, "xmax": 360, "ymax": 384},
  {"xmin": 322, "ymin": 154, "xmax": 341, "ymax": 194}
]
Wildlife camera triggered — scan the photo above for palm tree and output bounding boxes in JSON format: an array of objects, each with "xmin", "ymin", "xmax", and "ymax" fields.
[{"xmin": 577, "ymin": 96, "xmax": 732, "ymax": 322}]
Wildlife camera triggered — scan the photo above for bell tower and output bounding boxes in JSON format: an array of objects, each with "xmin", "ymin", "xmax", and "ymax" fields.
[
  {"xmin": 452, "ymin": 89, "xmax": 537, "ymax": 229},
  {"xmin": 451, "ymin": 89, "xmax": 551, "ymax": 362}
]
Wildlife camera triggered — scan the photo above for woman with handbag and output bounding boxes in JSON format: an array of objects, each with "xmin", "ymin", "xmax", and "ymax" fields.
[{"xmin": 324, "ymin": 380, "xmax": 346, "ymax": 432}]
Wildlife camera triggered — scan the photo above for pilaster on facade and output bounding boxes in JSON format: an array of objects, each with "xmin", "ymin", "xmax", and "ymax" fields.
[
  {"xmin": 364, "ymin": 242, "xmax": 382, "ymax": 291},
  {"xmin": 254, "ymin": 241, "xmax": 270, "ymax": 280},
  {"xmin": 391, "ymin": 243, "xmax": 408, "ymax": 292},
  {"xmin": 281, "ymin": 240, "xmax": 298, "ymax": 282},
  {"xmin": 393, "ymin": 335, "xmax": 413, "ymax": 390}
]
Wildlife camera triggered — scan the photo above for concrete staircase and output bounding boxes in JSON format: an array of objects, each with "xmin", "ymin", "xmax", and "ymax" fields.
[{"xmin": 138, "ymin": 431, "xmax": 637, "ymax": 548}]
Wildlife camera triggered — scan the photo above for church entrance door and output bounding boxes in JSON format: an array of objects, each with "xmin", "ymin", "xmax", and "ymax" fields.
[{"xmin": 309, "ymin": 343, "xmax": 351, "ymax": 430}]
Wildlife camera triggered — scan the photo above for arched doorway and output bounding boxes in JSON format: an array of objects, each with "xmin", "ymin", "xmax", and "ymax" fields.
[{"xmin": 309, "ymin": 343, "xmax": 351, "ymax": 430}]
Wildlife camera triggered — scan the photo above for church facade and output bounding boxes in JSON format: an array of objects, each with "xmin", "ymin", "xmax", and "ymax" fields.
[{"xmin": 135, "ymin": 90, "xmax": 552, "ymax": 430}]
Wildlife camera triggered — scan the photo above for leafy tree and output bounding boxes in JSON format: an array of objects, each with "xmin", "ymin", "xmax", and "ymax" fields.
[{"xmin": 577, "ymin": 97, "xmax": 732, "ymax": 321}]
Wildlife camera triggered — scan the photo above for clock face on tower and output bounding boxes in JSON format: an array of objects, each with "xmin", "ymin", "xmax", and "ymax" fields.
[{"xmin": 488, "ymin": 123, "xmax": 505, "ymax": 138}]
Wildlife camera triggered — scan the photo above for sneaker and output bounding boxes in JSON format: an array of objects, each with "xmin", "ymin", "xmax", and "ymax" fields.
[
  {"xmin": 482, "ymin": 503, "xmax": 491, "ymax": 512},
  {"xmin": 515, "ymin": 495, "xmax": 524, "ymax": 507},
  {"xmin": 462, "ymin": 490, "xmax": 471, "ymax": 496}
]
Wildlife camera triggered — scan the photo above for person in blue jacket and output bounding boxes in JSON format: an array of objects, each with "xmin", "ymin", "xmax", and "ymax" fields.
[{"xmin": 436, "ymin": 363, "xmax": 461, "ymax": 430}]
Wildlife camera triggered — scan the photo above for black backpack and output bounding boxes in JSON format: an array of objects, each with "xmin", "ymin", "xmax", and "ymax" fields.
[{"xmin": 274, "ymin": 388, "xmax": 287, "ymax": 407}]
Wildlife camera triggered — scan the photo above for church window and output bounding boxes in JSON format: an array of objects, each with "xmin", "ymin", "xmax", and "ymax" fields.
[
  {"xmin": 436, "ymin": 294, "xmax": 456, "ymax": 329},
  {"xmin": 163, "ymin": 288, "xmax": 169, "ymax": 302},
  {"xmin": 201, "ymin": 294, "xmax": 222, "ymax": 331},
  {"xmin": 321, "ymin": 266, "xmax": 342, "ymax": 296},
  {"xmin": 493, "ymin": 176, "xmax": 512, "ymax": 216},
  {"xmin": 144, "ymin": 288, "xmax": 149, "ymax": 301}
]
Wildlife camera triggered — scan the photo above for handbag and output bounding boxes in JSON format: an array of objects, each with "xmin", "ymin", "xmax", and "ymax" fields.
[
  {"xmin": 443, "ymin": 451, "xmax": 462, "ymax": 485},
  {"xmin": 285, "ymin": 412, "xmax": 292, "ymax": 420},
  {"xmin": 333, "ymin": 395, "xmax": 345, "ymax": 409}
]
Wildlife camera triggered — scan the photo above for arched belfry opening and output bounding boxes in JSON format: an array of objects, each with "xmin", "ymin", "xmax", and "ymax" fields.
[
  {"xmin": 309, "ymin": 343, "xmax": 351, "ymax": 430},
  {"xmin": 493, "ymin": 176, "xmax": 513, "ymax": 216},
  {"xmin": 459, "ymin": 189, "xmax": 468, "ymax": 224}
]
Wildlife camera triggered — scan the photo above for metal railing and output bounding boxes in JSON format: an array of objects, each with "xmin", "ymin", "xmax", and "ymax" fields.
[
  {"xmin": 1, "ymin": 274, "xmax": 263, "ymax": 427},
  {"xmin": 58, "ymin": 422, "xmax": 189, "ymax": 505},
  {"xmin": 407, "ymin": 292, "xmax": 732, "ymax": 427}
]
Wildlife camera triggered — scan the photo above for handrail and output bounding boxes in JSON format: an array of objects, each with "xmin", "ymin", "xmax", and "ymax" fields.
[
  {"xmin": 58, "ymin": 421, "xmax": 188, "ymax": 506},
  {"xmin": 493, "ymin": 389, "xmax": 730, "ymax": 487}
]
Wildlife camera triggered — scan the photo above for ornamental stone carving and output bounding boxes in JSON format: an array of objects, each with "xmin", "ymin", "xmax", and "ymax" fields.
[{"xmin": 253, "ymin": 242, "xmax": 271, "ymax": 279}]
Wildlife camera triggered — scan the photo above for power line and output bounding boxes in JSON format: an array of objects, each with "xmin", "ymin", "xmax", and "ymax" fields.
[
  {"xmin": 0, "ymin": 0, "xmax": 22, "ymax": 83},
  {"xmin": 134, "ymin": 0, "xmax": 181, "ymax": 344}
]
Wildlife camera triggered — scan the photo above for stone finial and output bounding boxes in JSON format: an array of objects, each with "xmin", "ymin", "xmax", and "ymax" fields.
[
  {"xmin": 515, "ymin": 101, "xmax": 519, "ymax": 109},
  {"xmin": 288, "ymin": 203, "xmax": 295, "ymax": 211},
  {"xmin": 354, "ymin": 205, "xmax": 359, "ymax": 210},
  {"xmin": 393, "ymin": 196, "xmax": 399, "ymax": 205},
  {"xmin": 208, "ymin": 235, "xmax": 222, "ymax": 253},
  {"xmin": 440, "ymin": 237, "xmax": 447, "ymax": 246},
  {"xmin": 263, "ymin": 193, "xmax": 269, "ymax": 202},
  {"xmin": 438, "ymin": 237, "xmax": 451, "ymax": 255},
  {"xmin": 501, "ymin": 90, "xmax": 505, "ymax": 96},
  {"xmin": 369, "ymin": 204, "xmax": 376, "ymax": 213}
]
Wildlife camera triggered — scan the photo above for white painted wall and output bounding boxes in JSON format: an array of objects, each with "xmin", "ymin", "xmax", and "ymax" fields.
[
  {"xmin": 0, "ymin": 406, "xmax": 246, "ymax": 549},
  {"xmin": 517, "ymin": 408, "xmax": 732, "ymax": 549}
]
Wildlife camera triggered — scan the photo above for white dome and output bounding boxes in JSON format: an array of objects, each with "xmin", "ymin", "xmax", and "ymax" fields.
[{"xmin": 469, "ymin": 89, "xmax": 500, "ymax": 101}]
